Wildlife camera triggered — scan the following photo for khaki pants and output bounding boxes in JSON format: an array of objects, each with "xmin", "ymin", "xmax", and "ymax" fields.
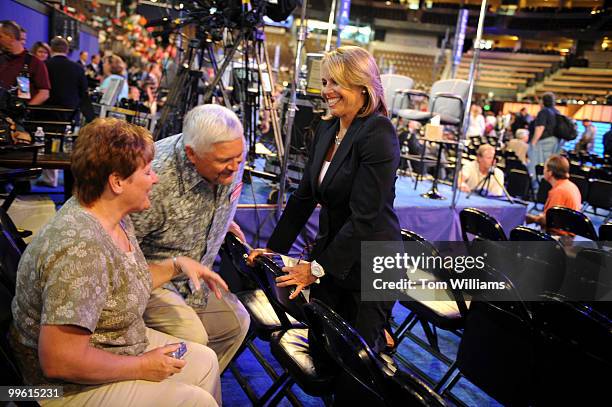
[
  {"xmin": 144, "ymin": 287, "xmax": 250, "ymax": 372},
  {"xmin": 41, "ymin": 328, "xmax": 221, "ymax": 407}
]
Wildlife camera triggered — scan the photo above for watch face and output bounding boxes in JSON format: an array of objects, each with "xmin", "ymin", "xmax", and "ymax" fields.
[{"xmin": 311, "ymin": 263, "xmax": 323, "ymax": 278}]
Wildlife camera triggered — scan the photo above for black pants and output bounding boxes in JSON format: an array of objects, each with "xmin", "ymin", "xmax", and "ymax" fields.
[{"xmin": 309, "ymin": 275, "xmax": 395, "ymax": 405}]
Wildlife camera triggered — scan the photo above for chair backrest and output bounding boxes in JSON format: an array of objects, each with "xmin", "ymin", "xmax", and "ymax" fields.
[
  {"xmin": 380, "ymin": 74, "xmax": 414, "ymax": 115},
  {"xmin": 572, "ymin": 248, "xmax": 612, "ymax": 302},
  {"xmin": 304, "ymin": 299, "xmax": 447, "ymax": 407},
  {"xmin": 0, "ymin": 224, "xmax": 22, "ymax": 295},
  {"xmin": 509, "ymin": 226, "xmax": 567, "ymax": 298},
  {"xmin": 586, "ymin": 179, "xmax": 612, "ymax": 210},
  {"xmin": 218, "ymin": 233, "xmax": 260, "ymax": 293},
  {"xmin": 459, "ymin": 208, "xmax": 507, "ymax": 242},
  {"xmin": 429, "ymin": 79, "xmax": 470, "ymax": 122},
  {"xmin": 531, "ymin": 293, "xmax": 612, "ymax": 405},
  {"xmin": 401, "ymin": 229, "xmax": 469, "ymax": 316},
  {"xmin": 536, "ymin": 178, "xmax": 552, "ymax": 204},
  {"xmin": 545, "ymin": 206, "xmax": 598, "ymax": 240},
  {"xmin": 455, "ymin": 265, "xmax": 535, "ymax": 406},
  {"xmin": 0, "ymin": 277, "xmax": 26, "ymax": 387},
  {"xmin": 569, "ymin": 174, "xmax": 589, "ymax": 202},
  {"xmin": 506, "ymin": 169, "xmax": 531, "ymax": 199},
  {"xmin": 600, "ymin": 223, "xmax": 612, "ymax": 243},
  {"xmin": 254, "ymin": 256, "xmax": 308, "ymax": 326},
  {"xmin": 0, "ymin": 208, "xmax": 27, "ymax": 254}
]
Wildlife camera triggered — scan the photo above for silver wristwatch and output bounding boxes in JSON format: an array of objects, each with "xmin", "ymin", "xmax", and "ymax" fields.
[{"xmin": 310, "ymin": 260, "xmax": 325, "ymax": 279}]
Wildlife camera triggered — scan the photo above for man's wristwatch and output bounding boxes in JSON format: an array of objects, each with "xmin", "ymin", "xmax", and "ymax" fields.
[{"xmin": 310, "ymin": 260, "xmax": 325, "ymax": 280}]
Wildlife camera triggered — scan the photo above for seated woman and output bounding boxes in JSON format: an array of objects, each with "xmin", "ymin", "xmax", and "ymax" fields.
[{"xmin": 10, "ymin": 118, "xmax": 225, "ymax": 406}]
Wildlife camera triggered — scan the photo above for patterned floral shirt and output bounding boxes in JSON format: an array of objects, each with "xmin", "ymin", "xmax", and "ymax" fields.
[
  {"xmin": 10, "ymin": 198, "xmax": 152, "ymax": 390},
  {"xmin": 131, "ymin": 133, "xmax": 244, "ymax": 297}
]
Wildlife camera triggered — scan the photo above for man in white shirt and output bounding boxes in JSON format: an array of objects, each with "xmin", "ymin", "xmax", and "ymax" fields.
[{"xmin": 460, "ymin": 144, "xmax": 505, "ymax": 196}]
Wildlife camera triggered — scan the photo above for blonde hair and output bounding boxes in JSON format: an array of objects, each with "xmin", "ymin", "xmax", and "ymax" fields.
[{"xmin": 321, "ymin": 46, "xmax": 387, "ymax": 117}]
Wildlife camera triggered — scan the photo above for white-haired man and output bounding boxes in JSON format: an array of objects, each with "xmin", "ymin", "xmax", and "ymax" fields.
[
  {"xmin": 505, "ymin": 128, "xmax": 529, "ymax": 165},
  {"xmin": 131, "ymin": 104, "xmax": 250, "ymax": 372}
]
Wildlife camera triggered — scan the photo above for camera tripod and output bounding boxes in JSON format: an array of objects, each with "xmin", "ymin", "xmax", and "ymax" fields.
[{"xmin": 152, "ymin": 6, "xmax": 284, "ymax": 167}]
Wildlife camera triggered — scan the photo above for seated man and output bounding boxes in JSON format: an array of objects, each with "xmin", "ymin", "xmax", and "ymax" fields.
[
  {"xmin": 504, "ymin": 128, "xmax": 529, "ymax": 165},
  {"xmin": 460, "ymin": 144, "xmax": 505, "ymax": 196},
  {"xmin": 526, "ymin": 154, "xmax": 581, "ymax": 235},
  {"xmin": 131, "ymin": 104, "xmax": 250, "ymax": 373},
  {"xmin": 10, "ymin": 118, "xmax": 223, "ymax": 406}
]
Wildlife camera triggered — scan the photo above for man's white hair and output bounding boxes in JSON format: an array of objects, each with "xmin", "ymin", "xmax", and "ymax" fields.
[{"xmin": 182, "ymin": 104, "xmax": 244, "ymax": 155}]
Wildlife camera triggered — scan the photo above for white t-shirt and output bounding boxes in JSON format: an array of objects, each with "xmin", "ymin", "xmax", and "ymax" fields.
[
  {"xmin": 467, "ymin": 114, "xmax": 486, "ymax": 137},
  {"xmin": 461, "ymin": 160, "xmax": 505, "ymax": 196}
]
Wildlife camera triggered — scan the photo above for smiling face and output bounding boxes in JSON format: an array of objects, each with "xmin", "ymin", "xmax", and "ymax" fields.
[
  {"xmin": 122, "ymin": 161, "xmax": 158, "ymax": 213},
  {"xmin": 321, "ymin": 65, "xmax": 366, "ymax": 126},
  {"xmin": 186, "ymin": 137, "xmax": 244, "ymax": 186}
]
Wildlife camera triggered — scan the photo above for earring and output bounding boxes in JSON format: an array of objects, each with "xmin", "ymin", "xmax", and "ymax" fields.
[{"xmin": 362, "ymin": 89, "xmax": 367, "ymax": 94}]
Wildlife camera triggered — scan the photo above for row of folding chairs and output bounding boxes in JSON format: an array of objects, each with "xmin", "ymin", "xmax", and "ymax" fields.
[
  {"xmin": 393, "ymin": 210, "xmax": 611, "ymax": 406},
  {"xmin": 220, "ymin": 233, "xmax": 449, "ymax": 406}
]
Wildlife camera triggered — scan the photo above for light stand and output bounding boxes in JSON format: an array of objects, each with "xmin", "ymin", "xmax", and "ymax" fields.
[
  {"xmin": 451, "ymin": 0, "xmax": 488, "ymax": 209},
  {"xmin": 277, "ymin": 0, "xmax": 309, "ymax": 216}
]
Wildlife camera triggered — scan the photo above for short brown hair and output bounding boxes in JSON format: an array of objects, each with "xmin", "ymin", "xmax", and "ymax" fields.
[
  {"xmin": 545, "ymin": 154, "xmax": 570, "ymax": 180},
  {"xmin": 50, "ymin": 36, "xmax": 69, "ymax": 54},
  {"xmin": 322, "ymin": 46, "xmax": 387, "ymax": 117},
  {"xmin": 71, "ymin": 118, "xmax": 154, "ymax": 205}
]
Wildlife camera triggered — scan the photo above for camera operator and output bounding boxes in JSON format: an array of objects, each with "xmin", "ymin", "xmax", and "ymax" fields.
[{"xmin": 0, "ymin": 20, "xmax": 50, "ymax": 106}]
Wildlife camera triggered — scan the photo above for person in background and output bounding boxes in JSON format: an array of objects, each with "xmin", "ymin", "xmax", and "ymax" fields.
[
  {"xmin": 467, "ymin": 103, "xmax": 486, "ymax": 140},
  {"xmin": 526, "ymin": 154, "xmax": 581, "ymax": 235},
  {"xmin": 459, "ymin": 144, "xmax": 505, "ymax": 196},
  {"xmin": 0, "ymin": 20, "xmax": 50, "ymax": 105},
  {"xmin": 99, "ymin": 54, "xmax": 128, "ymax": 103},
  {"xmin": 603, "ymin": 123, "xmax": 612, "ymax": 157},
  {"xmin": 574, "ymin": 118, "xmax": 596, "ymax": 154},
  {"xmin": 505, "ymin": 128, "xmax": 530, "ymax": 165},
  {"xmin": 77, "ymin": 50, "xmax": 88, "ymax": 68},
  {"xmin": 248, "ymin": 45, "xmax": 401, "ymax": 404},
  {"xmin": 10, "ymin": 118, "xmax": 223, "ymax": 406},
  {"xmin": 44, "ymin": 37, "xmax": 93, "ymax": 122},
  {"xmin": 131, "ymin": 104, "xmax": 250, "ymax": 373},
  {"xmin": 511, "ymin": 107, "xmax": 531, "ymax": 134},
  {"xmin": 527, "ymin": 92, "xmax": 560, "ymax": 184},
  {"xmin": 30, "ymin": 41, "xmax": 50, "ymax": 62}
]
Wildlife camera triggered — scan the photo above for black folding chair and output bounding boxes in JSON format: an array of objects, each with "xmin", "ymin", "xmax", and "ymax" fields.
[
  {"xmin": 506, "ymin": 169, "xmax": 531, "ymax": 200},
  {"xmin": 585, "ymin": 179, "xmax": 612, "ymax": 221},
  {"xmin": 509, "ymin": 226, "xmax": 567, "ymax": 299},
  {"xmin": 569, "ymin": 174, "xmax": 589, "ymax": 203},
  {"xmin": 436, "ymin": 266, "xmax": 535, "ymax": 406},
  {"xmin": 600, "ymin": 223, "xmax": 612, "ymax": 244},
  {"xmin": 459, "ymin": 208, "xmax": 507, "ymax": 242},
  {"xmin": 304, "ymin": 299, "xmax": 448, "ymax": 407},
  {"xmin": 531, "ymin": 293, "xmax": 612, "ymax": 405},
  {"xmin": 253, "ymin": 255, "xmax": 335, "ymax": 406},
  {"xmin": 219, "ymin": 234, "xmax": 306, "ymax": 406},
  {"xmin": 532, "ymin": 178, "xmax": 552, "ymax": 211},
  {"xmin": 394, "ymin": 230, "xmax": 468, "ymax": 359},
  {"xmin": 546, "ymin": 206, "xmax": 598, "ymax": 241}
]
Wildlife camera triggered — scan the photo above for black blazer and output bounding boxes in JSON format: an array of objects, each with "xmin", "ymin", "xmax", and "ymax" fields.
[
  {"xmin": 267, "ymin": 113, "xmax": 402, "ymax": 284},
  {"xmin": 44, "ymin": 55, "xmax": 94, "ymax": 121}
]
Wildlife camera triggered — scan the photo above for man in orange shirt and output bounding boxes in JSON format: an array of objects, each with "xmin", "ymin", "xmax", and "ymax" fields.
[{"xmin": 526, "ymin": 154, "xmax": 581, "ymax": 232}]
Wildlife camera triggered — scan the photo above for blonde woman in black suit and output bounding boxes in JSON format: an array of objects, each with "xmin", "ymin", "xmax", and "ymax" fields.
[{"xmin": 248, "ymin": 46, "xmax": 401, "ymax": 394}]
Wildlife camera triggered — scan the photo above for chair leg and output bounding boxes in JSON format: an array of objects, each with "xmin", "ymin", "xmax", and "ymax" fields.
[
  {"xmin": 393, "ymin": 312, "xmax": 416, "ymax": 343},
  {"xmin": 434, "ymin": 361, "xmax": 459, "ymax": 393},
  {"xmin": 420, "ymin": 321, "xmax": 440, "ymax": 352},
  {"xmin": 261, "ymin": 372, "xmax": 298, "ymax": 407}
]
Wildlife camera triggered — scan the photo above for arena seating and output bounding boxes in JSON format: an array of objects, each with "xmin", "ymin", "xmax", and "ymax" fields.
[{"xmin": 373, "ymin": 50, "xmax": 442, "ymax": 90}]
